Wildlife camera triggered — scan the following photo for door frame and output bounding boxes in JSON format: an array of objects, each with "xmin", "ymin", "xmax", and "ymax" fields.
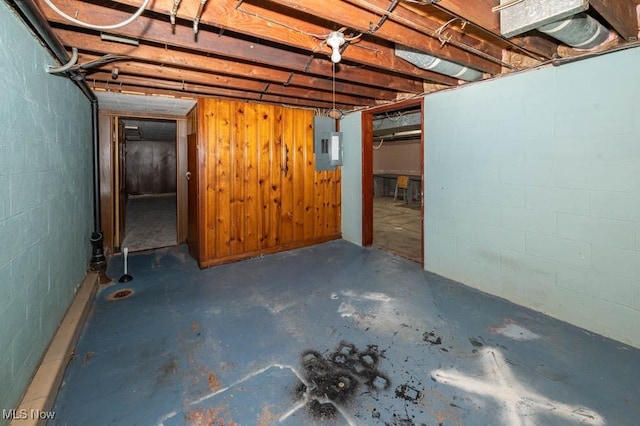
[
  {"xmin": 361, "ymin": 97, "xmax": 424, "ymax": 265},
  {"xmin": 98, "ymin": 111, "xmax": 189, "ymax": 254}
]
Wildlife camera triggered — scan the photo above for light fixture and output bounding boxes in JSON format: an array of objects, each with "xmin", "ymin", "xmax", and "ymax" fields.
[
  {"xmin": 326, "ymin": 31, "xmax": 345, "ymax": 63},
  {"xmin": 100, "ymin": 32, "xmax": 139, "ymax": 46}
]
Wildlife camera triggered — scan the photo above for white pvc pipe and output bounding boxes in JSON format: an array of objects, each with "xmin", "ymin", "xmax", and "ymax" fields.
[
  {"xmin": 123, "ymin": 247, "xmax": 129, "ymax": 275},
  {"xmin": 44, "ymin": 0, "xmax": 151, "ymax": 30}
]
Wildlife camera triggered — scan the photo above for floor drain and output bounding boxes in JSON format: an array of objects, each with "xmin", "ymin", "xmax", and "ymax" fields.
[{"xmin": 106, "ymin": 288, "xmax": 134, "ymax": 301}]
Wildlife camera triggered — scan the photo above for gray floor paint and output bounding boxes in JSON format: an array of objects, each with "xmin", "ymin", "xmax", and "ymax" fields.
[
  {"xmin": 373, "ymin": 197, "xmax": 422, "ymax": 264},
  {"xmin": 50, "ymin": 241, "xmax": 639, "ymax": 425},
  {"xmin": 121, "ymin": 195, "xmax": 177, "ymax": 252}
]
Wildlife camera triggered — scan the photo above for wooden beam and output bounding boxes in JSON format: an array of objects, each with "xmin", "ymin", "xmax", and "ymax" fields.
[
  {"xmin": 423, "ymin": 0, "xmax": 558, "ymax": 60},
  {"xmin": 263, "ymin": 0, "xmax": 502, "ymax": 73},
  {"xmin": 434, "ymin": 0, "xmax": 500, "ymax": 33},
  {"xmin": 92, "ymin": 82, "xmax": 347, "ymax": 109},
  {"xmin": 589, "ymin": 0, "xmax": 639, "ymax": 41},
  {"xmin": 78, "ymin": 55, "xmax": 392, "ymax": 101},
  {"xmin": 53, "ymin": 28, "xmax": 427, "ymax": 94},
  {"xmin": 84, "ymin": 68, "xmax": 374, "ymax": 107},
  {"xmin": 37, "ymin": 0, "xmax": 457, "ymax": 85},
  {"xmin": 87, "ymin": 73, "xmax": 361, "ymax": 109},
  {"xmin": 345, "ymin": 0, "xmax": 505, "ymax": 70},
  {"xmin": 104, "ymin": 0, "xmax": 499, "ymax": 74}
]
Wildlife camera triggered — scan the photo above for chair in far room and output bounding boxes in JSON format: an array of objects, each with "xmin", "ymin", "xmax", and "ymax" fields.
[{"xmin": 394, "ymin": 175, "xmax": 409, "ymax": 203}]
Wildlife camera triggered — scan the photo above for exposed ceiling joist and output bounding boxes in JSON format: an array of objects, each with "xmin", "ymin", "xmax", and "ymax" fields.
[
  {"xmin": 589, "ymin": 0, "xmax": 639, "ymax": 41},
  {"xmin": 23, "ymin": 0, "xmax": 639, "ymax": 113},
  {"xmin": 263, "ymin": 0, "xmax": 503, "ymax": 74}
]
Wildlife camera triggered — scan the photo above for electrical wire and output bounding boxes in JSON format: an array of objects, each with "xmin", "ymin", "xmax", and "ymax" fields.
[
  {"xmin": 44, "ymin": 0, "xmax": 151, "ymax": 30},
  {"xmin": 373, "ymin": 138, "xmax": 384, "ymax": 149},
  {"xmin": 47, "ymin": 47, "xmax": 78, "ymax": 73},
  {"xmin": 236, "ymin": 3, "xmax": 327, "ymax": 38},
  {"xmin": 492, "ymin": 0, "xmax": 525, "ymax": 13}
]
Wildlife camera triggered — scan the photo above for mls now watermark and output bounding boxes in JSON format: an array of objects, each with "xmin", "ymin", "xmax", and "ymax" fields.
[{"xmin": 2, "ymin": 409, "xmax": 56, "ymax": 421}]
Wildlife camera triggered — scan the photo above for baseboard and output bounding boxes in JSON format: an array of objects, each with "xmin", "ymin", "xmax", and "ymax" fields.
[
  {"xmin": 10, "ymin": 273, "xmax": 98, "ymax": 426},
  {"xmin": 198, "ymin": 234, "xmax": 342, "ymax": 269}
]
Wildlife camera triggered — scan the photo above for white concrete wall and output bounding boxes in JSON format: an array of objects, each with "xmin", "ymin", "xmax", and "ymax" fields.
[
  {"xmin": 340, "ymin": 112, "xmax": 362, "ymax": 245},
  {"xmin": 373, "ymin": 140, "xmax": 421, "ymax": 175},
  {"xmin": 424, "ymin": 46, "xmax": 640, "ymax": 348}
]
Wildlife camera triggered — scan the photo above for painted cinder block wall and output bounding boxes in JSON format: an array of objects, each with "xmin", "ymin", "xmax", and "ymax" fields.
[
  {"xmin": 341, "ymin": 111, "xmax": 363, "ymax": 245},
  {"xmin": 0, "ymin": 2, "xmax": 93, "ymax": 418},
  {"xmin": 424, "ymin": 46, "xmax": 640, "ymax": 348}
]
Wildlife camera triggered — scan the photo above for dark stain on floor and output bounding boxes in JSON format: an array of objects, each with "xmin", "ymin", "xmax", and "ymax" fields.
[{"xmin": 297, "ymin": 341, "xmax": 391, "ymax": 418}]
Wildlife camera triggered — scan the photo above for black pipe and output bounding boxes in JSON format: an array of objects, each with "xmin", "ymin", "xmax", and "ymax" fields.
[
  {"xmin": 89, "ymin": 100, "xmax": 107, "ymax": 277},
  {"xmin": 8, "ymin": 0, "xmax": 108, "ymax": 279}
]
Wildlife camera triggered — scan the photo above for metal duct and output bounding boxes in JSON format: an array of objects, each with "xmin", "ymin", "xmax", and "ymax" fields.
[
  {"xmin": 395, "ymin": 45, "xmax": 483, "ymax": 82},
  {"xmin": 537, "ymin": 12, "xmax": 610, "ymax": 50}
]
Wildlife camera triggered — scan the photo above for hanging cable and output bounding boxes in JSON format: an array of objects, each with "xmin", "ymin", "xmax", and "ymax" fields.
[
  {"xmin": 373, "ymin": 138, "xmax": 384, "ymax": 149},
  {"xmin": 492, "ymin": 0, "xmax": 525, "ymax": 12},
  {"xmin": 170, "ymin": 0, "xmax": 182, "ymax": 26},
  {"xmin": 47, "ymin": 47, "xmax": 78, "ymax": 73},
  {"xmin": 43, "ymin": 0, "xmax": 151, "ymax": 30},
  {"xmin": 193, "ymin": 0, "xmax": 208, "ymax": 34}
]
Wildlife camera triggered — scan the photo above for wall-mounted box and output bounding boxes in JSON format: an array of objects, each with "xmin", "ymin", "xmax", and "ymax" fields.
[{"xmin": 314, "ymin": 116, "xmax": 343, "ymax": 170}]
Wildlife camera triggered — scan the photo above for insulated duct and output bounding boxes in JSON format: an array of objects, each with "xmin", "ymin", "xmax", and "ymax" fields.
[
  {"xmin": 395, "ymin": 45, "xmax": 483, "ymax": 82},
  {"xmin": 537, "ymin": 12, "xmax": 610, "ymax": 50}
]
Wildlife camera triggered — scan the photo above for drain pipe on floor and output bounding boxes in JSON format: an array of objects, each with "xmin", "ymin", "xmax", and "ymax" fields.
[{"xmin": 8, "ymin": 0, "xmax": 109, "ymax": 282}]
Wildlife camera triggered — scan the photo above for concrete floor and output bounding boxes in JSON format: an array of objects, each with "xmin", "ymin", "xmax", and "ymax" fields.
[
  {"xmin": 50, "ymin": 241, "xmax": 640, "ymax": 425},
  {"xmin": 121, "ymin": 194, "xmax": 177, "ymax": 252},
  {"xmin": 373, "ymin": 197, "xmax": 422, "ymax": 263}
]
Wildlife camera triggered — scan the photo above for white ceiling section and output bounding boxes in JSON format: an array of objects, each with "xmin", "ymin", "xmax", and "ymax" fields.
[{"xmin": 96, "ymin": 91, "xmax": 196, "ymax": 116}]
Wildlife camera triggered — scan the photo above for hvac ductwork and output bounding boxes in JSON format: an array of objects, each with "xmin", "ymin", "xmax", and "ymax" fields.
[
  {"xmin": 537, "ymin": 12, "xmax": 610, "ymax": 50},
  {"xmin": 395, "ymin": 45, "xmax": 483, "ymax": 82},
  {"xmin": 499, "ymin": 1, "xmax": 611, "ymax": 51}
]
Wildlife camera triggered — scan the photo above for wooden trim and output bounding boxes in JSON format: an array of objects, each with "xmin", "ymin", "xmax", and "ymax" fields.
[
  {"xmin": 362, "ymin": 98, "xmax": 424, "ymax": 115},
  {"xmin": 176, "ymin": 119, "xmax": 188, "ymax": 243},
  {"xmin": 362, "ymin": 112, "xmax": 373, "ymax": 247},
  {"xmin": 361, "ymin": 98, "xmax": 425, "ymax": 266},
  {"xmin": 196, "ymin": 100, "xmax": 207, "ymax": 264},
  {"xmin": 98, "ymin": 114, "xmax": 114, "ymax": 255},
  {"xmin": 113, "ymin": 117, "xmax": 121, "ymax": 250},
  {"xmin": 198, "ymin": 234, "xmax": 342, "ymax": 269},
  {"xmin": 420, "ymin": 97, "xmax": 425, "ymax": 266}
]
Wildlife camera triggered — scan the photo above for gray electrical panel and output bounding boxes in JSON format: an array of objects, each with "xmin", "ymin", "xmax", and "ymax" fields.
[{"xmin": 314, "ymin": 116, "xmax": 343, "ymax": 171}]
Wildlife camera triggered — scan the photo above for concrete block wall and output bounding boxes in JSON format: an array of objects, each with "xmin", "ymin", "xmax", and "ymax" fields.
[
  {"xmin": 0, "ymin": 2, "xmax": 93, "ymax": 419},
  {"xmin": 341, "ymin": 111, "xmax": 363, "ymax": 245},
  {"xmin": 424, "ymin": 46, "xmax": 640, "ymax": 348}
]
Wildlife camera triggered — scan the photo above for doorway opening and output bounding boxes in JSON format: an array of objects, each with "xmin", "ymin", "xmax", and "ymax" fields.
[
  {"xmin": 362, "ymin": 99, "xmax": 424, "ymax": 264},
  {"xmin": 118, "ymin": 117, "xmax": 178, "ymax": 253}
]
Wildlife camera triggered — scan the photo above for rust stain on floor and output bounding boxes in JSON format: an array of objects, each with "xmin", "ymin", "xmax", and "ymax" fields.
[
  {"xmin": 186, "ymin": 407, "xmax": 238, "ymax": 426},
  {"xmin": 257, "ymin": 405, "xmax": 278, "ymax": 426},
  {"xmin": 208, "ymin": 372, "xmax": 221, "ymax": 391}
]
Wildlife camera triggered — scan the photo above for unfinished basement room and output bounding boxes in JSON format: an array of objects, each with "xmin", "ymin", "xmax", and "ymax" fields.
[{"xmin": 2, "ymin": 0, "xmax": 640, "ymax": 425}]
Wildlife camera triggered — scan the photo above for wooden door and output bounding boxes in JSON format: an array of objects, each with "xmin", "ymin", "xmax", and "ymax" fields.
[
  {"xmin": 118, "ymin": 122, "xmax": 127, "ymax": 245},
  {"xmin": 113, "ymin": 117, "xmax": 127, "ymax": 251},
  {"xmin": 187, "ymin": 133, "xmax": 199, "ymax": 260}
]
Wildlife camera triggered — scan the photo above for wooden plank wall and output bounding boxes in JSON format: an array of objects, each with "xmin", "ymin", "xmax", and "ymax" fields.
[
  {"xmin": 198, "ymin": 98, "xmax": 341, "ymax": 267},
  {"xmin": 125, "ymin": 140, "xmax": 177, "ymax": 195}
]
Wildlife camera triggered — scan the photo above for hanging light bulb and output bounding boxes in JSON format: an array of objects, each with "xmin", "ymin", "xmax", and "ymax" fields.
[{"xmin": 326, "ymin": 31, "xmax": 345, "ymax": 63}]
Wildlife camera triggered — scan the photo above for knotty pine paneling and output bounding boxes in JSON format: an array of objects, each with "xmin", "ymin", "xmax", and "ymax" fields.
[{"xmin": 197, "ymin": 98, "xmax": 341, "ymax": 267}]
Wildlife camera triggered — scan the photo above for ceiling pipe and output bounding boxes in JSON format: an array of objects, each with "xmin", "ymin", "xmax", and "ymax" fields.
[
  {"xmin": 537, "ymin": 12, "xmax": 610, "ymax": 50},
  {"xmin": 7, "ymin": 0, "xmax": 109, "ymax": 281},
  {"xmin": 395, "ymin": 45, "xmax": 483, "ymax": 82}
]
